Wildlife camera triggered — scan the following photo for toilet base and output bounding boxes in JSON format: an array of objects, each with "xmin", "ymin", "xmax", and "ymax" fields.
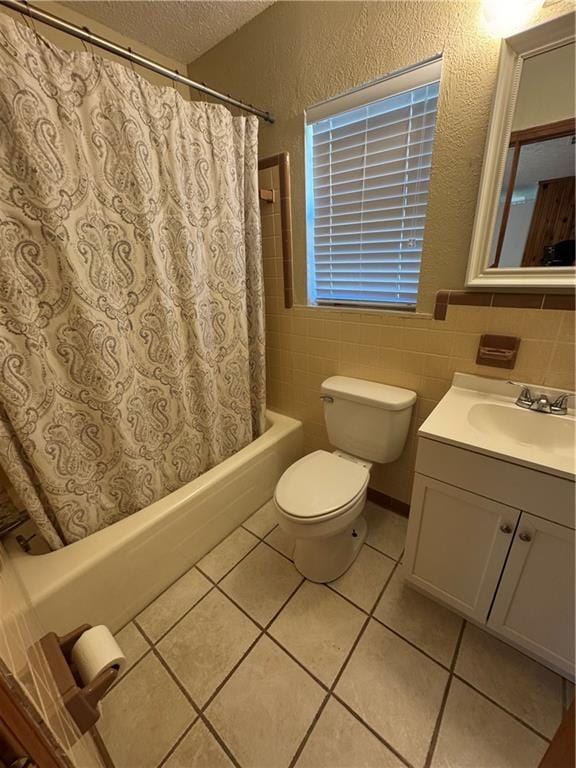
[{"xmin": 293, "ymin": 515, "xmax": 367, "ymax": 583}]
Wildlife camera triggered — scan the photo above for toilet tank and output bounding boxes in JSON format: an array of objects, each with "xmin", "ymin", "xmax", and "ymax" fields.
[{"xmin": 321, "ymin": 376, "xmax": 416, "ymax": 463}]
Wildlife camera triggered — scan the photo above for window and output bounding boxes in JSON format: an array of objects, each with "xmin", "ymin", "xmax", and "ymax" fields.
[{"xmin": 305, "ymin": 58, "xmax": 442, "ymax": 309}]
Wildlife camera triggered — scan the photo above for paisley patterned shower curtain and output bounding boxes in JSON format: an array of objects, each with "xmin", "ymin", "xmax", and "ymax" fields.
[{"xmin": 0, "ymin": 16, "xmax": 265, "ymax": 549}]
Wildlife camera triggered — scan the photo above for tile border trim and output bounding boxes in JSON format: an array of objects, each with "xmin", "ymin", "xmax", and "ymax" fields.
[
  {"xmin": 259, "ymin": 153, "xmax": 294, "ymax": 309},
  {"xmin": 366, "ymin": 488, "xmax": 410, "ymax": 518},
  {"xmin": 433, "ymin": 290, "xmax": 575, "ymax": 320}
]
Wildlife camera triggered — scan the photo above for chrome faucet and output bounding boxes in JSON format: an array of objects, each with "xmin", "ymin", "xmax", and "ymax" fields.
[
  {"xmin": 508, "ymin": 382, "xmax": 574, "ymax": 415},
  {"xmin": 550, "ymin": 393, "xmax": 575, "ymax": 415}
]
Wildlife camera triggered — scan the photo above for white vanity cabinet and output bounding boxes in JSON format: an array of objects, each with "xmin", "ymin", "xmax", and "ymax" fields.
[
  {"xmin": 404, "ymin": 437, "xmax": 576, "ymax": 678},
  {"xmin": 406, "ymin": 476, "xmax": 520, "ymax": 623},
  {"xmin": 488, "ymin": 513, "xmax": 575, "ymax": 674}
]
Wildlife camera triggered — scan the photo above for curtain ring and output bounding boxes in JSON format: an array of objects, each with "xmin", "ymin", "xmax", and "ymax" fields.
[
  {"xmin": 127, "ymin": 47, "xmax": 136, "ymax": 74},
  {"xmin": 22, "ymin": 1, "xmax": 39, "ymax": 39},
  {"xmin": 81, "ymin": 26, "xmax": 96, "ymax": 60},
  {"xmin": 172, "ymin": 69, "xmax": 180, "ymax": 106}
]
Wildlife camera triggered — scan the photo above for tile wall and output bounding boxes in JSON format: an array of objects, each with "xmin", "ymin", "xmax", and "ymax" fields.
[{"xmin": 258, "ymin": 166, "xmax": 575, "ymax": 505}]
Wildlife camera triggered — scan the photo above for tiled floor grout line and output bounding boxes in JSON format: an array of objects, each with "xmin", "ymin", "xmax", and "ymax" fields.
[
  {"xmin": 147, "ymin": 640, "xmax": 243, "ymax": 768},
  {"xmin": 423, "ymin": 619, "xmax": 466, "ymax": 768},
  {"xmin": 106, "ymin": 645, "xmax": 154, "ymax": 692},
  {"xmin": 196, "ymin": 533, "xmax": 262, "ymax": 584},
  {"xmin": 264, "ymin": 528, "xmax": 560, "ymax": 747},
  {"xmin": 199, "ymin": 711, "xmax": 244, "ymax": 768},
  {"xmin": 451, "ymin": 674, "xmax": 553, "ymax": 743},
  {"xmin": 112, "ymin": 529, "xmax": 261, "ymax": 639},
  {"xmin": 363, "ymin": 539, "xmax": 402, "ymax": 559},
  {"xmin": 155, "ymin": 718, "xmax": 198, "ymax": 768},
  {"xmin": 260, "ymin": 535, "xmax": 295, "ymax": 562},
  {"xmin": 242, "ymin": 520, "xmax": 401, "ymax": 566},
  {"xmin": 108, "ymin": 510, "xmax": 561, "ymax": 768},
  {"xmin": 133, "ymin": 531, "xmax": 269, "ymax": 649},
  {"xmin": 198, "ymin": 576, "xmax": 308, "ymax": 712},
  {"xmin": 288, "ymin": 557, "xmax": 416, "ymax": 768},
  {"xmin": 124, "ymin": 573, "xmax": 552, "ymax": 768},
  {"xmin": 330, "ymin": 693, "xmax": 414, "ymax": 768},
  {"xmin": 286, "ymin": 692, "xmax": 331, "ymax": 768},
  {"xmin": 190, "ymin": 575, "xmax": 310, "ymax": 764},
  {"xmin": 120, "ymin": 532, "xmax": 309, "ymax": 756},
  {"xmin": 134, "ymin": 578, "xmax": 218, "ymax": 646},
  {"xmin": 370, "ymin": 614, "xmax": 452, "ymax": 673}
]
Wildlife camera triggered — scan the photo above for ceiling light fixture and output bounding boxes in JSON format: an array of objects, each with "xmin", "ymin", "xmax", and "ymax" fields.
[{"xmin": 483, "ymin": 0, "xmax": 545, "ymax": 38}]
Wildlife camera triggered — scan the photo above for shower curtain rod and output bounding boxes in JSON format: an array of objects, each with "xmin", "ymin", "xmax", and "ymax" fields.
[{"xmin": 0, "ymin": 0, "xmax": 275, "ymax": 123}]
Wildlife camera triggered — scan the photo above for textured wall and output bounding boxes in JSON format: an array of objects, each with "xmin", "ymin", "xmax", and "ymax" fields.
[
  {"xmin": 191, "ymin": 0, "xmax": 574, "ymax": 311},
  {"xmin": 200, "ymin": 1, "xmax": 574, "ymax": 505}
]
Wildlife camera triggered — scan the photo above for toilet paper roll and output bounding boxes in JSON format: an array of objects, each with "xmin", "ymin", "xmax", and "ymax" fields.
[{"xmin": 71, "ymin": 625, "xmax": 127, "ymax": 686}]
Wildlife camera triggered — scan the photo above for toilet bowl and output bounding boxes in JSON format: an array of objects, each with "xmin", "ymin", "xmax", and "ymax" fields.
[
  {"xmin": 274, "ymin": 450, "xmax": 370, "ymax": 582},
  {"xmin": 273, "ymin": 376, "xmax": 416, "ymax": 582}
]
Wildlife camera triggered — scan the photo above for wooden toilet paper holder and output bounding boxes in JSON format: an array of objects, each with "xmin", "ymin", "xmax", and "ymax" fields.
[{"xmin": 37, "ymin": 625, "xmax": 118, "ymax": 735}]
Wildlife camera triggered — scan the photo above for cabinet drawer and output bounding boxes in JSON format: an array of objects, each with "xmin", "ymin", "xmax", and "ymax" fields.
[{"xmin": 416, "ymin": 438, "xmax": 575, "ymax": 529}]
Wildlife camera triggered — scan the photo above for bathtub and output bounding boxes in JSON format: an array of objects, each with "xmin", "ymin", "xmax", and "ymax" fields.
[{"xmin": 4, "ymin": 410, "xmax": 303, "ymax": 635}]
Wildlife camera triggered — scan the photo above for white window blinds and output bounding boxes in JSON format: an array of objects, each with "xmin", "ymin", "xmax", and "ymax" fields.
[{"xmin": 305, "ymin": 58, "xmax": 442, "ymax": 308}]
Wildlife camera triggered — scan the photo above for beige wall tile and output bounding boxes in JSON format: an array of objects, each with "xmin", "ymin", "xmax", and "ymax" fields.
[
  {"xmin": 261, "ymin": 300, "xmax": 570, "ymax": 505},
  {"xmin": 550, "ymin": 342, "xmax": 575, "ymax": 375},
  {"xmin": 523, "ymin": 310, "xmax": 563, "ymax": 341},
  {"xmin": 559, "ymin": 311, "xmax": 575, "ymax": 343}
]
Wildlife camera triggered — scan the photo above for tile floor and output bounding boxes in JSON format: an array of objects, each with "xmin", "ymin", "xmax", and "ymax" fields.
[{"xmin": 100, "ymin": 500, "xmax": 573, "ymax": 768}]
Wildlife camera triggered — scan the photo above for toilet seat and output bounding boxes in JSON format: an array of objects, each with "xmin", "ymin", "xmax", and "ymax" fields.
[{"xmin": 274, "ymin": 450, "xmax": 369, "ymax": 522}]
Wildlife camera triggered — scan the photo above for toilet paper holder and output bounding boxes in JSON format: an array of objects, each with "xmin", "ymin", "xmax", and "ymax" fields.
[{"xmin": 37, "ymin": 624, "xmax": 118, "ymax": 735}]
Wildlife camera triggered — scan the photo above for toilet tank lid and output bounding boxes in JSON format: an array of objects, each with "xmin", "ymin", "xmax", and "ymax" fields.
[{"xmin": 321, "ymin": 376, "xmax": 416, "ymax": 411}]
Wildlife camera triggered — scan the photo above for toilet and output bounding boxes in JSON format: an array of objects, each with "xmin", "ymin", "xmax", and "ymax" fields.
[{"xmin": 273, "ymin": 376, "xmax": 416, "ymax": 582}]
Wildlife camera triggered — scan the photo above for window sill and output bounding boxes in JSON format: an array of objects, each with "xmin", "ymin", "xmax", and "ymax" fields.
[{"xmin": 298, "ymin": 302, "xmax": 433, "ymax": 320}]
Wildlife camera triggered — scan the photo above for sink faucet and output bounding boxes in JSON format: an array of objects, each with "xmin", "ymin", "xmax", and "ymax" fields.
[
  {"xmin": 508, "ymin": 382, "xmax": 574, "ymax": 415},
  {"xmin": 550, "ymin": 393, "xmax": 575, "ymax": 416},
  {"xmin": 530, "ymin": 394, "xmax": 553, "ymax": 413}
]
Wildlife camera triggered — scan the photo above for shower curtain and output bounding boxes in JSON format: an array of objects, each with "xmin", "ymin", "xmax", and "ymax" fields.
[{"xmin": 0, "ymin": 16, "xmax": 265, "ymax": 549}]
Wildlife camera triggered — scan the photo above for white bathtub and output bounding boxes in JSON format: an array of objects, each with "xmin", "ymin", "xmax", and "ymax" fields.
[{"xmin": 4, "ymin": 410, "xmax": 303, "ymax": 635}]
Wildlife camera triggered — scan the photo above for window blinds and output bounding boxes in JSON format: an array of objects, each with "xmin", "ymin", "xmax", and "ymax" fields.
[{"xmin": 305, "ymin": 58, "xmax": 442, "ymax": 308}]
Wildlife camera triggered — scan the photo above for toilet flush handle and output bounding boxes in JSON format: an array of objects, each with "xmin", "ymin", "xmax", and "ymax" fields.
[{"xmin": 320, "ymin": 395, "xmax": 334, "ymax": 403}]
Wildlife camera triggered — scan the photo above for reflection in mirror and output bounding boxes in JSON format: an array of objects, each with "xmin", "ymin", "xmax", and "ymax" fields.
[{"xmin": 490, "ymin": 41, "xmax": 575, "ymax": 270}]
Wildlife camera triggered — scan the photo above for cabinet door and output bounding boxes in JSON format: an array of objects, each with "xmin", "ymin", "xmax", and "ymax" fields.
[
  {"xmin": 488, "ymin": 513, "xmax": 575, "ymax": 677},
  {"xmin": 403, "ymin": 474, "xmax": 520, "ymax": 622}
]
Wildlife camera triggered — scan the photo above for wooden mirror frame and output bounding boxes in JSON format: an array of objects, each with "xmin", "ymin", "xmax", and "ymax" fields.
[{"xmin": 466, "ymin": 12, "xmax": 575, "ymax": 290}]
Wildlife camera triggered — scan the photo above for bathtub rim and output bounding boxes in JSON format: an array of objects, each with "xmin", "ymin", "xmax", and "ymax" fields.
[{"xmin": 4, "ymin": 409, "xmax": 302, "ymax": 610}]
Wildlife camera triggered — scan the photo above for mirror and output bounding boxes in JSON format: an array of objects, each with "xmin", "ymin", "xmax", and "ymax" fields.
[{"xmin": 467, "ymin": 13, "xmax": 575, "ymax": 289}]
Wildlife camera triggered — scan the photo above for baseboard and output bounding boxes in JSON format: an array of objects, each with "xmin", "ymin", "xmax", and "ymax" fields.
[{"xmin": 367, "ymin": 487, "xmax": 410, "ymax": 518}]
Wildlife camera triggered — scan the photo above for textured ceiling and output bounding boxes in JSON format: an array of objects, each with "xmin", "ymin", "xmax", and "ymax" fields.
[{"xmin": 63, "ymin": 1, "xmax": 274, "ymax": 63}]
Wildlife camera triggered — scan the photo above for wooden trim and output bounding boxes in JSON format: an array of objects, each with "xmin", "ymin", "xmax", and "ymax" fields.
[
  {"xmin": 258, "ymin": 153, "xmax": 293, "ymax": 309},
  {"xmin": 433, "ymin": 289, "xmax": 575, "ymax": 319},
  {"xmin": 539, "ymin": 700, "xmax": 575, "ymax": 768},
  {"xmin": 491, "ymin": 119, "xmax": 576, "ymax": 269},
  {"xmin": 510, "ymin": 117, "xmax": 575, "ymax": 146},
  {"xmin": 367, "ymin": 487, "xmax": 410, "ymax": 518},
  {"xmin": 0, "ymin": 674, "xmax": 71, "ymax": 768},
  {"xmin": 491, "ymin": 142, "xmax": 521, "ymax": 268}
]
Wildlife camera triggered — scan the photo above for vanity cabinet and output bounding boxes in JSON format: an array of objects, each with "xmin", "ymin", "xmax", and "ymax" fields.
[
  {"xmin": 488, "ymin": 513, "xmax": 575, "ymax": 674},
  {"xmin": 406, "ymin": 476, "xmax": 520, "ymax": 623},
  {"xmin": 404, "ymin": 438, "xmax": 575, "ymax": 678}
]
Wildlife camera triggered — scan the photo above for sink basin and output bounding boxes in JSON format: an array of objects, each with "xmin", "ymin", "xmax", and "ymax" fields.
[
  {"xmin": 467, "ymin": 403, "xmax": 575, "ymax": 456},
  {"xmin": 418, "ymin": 373, "xmax": 576, "ymax": 479}
]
